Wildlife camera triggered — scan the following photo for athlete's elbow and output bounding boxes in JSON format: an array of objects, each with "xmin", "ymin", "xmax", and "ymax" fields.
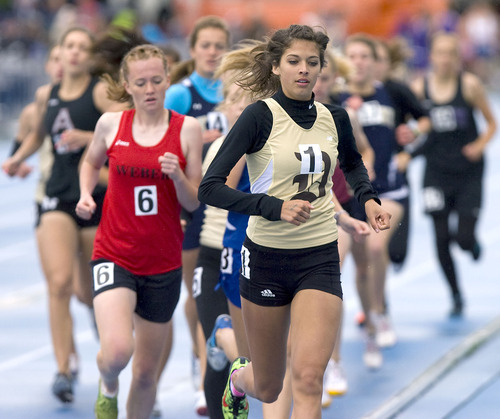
[{"xmin": 197, "ymin": 180, "xmax": 212, "ymax": 205}]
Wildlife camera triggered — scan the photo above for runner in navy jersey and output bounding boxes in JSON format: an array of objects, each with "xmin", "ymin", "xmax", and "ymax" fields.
[
  {"xmin": 407, "ymin": 32, "xmax": 496, "ymax": 317},
  {"xmin": 312, "ymin": 48, "xmax": 375, "ymax": 406},
  {"xmin": 163, "ymin": 17, "xmax": 231, "ymax": 414},
  {"xmin": 198, "ymin": 25, "xmax": 391, "ymax": 419},
  {"xmin": 339, "ymin": 34, "xmax": 413, "ymax": 367},
  {"xmin": 3, "ymin": 27, "xmax": 125, "ymax": 404},
  {"xmin": 375, "ymin": 38, "xmax": 431, "ymax": 271}
]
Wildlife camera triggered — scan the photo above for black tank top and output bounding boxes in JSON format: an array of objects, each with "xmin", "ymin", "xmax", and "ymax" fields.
[
  {"xmin": 44, "ymin": 77, "xmax": 104, "ymax": 201},
  {"xmin": 423, "ymin": 74, "xmax": 481, "ymax": 174}
]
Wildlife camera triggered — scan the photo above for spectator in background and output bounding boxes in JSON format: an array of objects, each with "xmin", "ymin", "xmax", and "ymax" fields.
[{"xmin": 459, "ymin": 1, "xmax": 499, "ymax": 85}]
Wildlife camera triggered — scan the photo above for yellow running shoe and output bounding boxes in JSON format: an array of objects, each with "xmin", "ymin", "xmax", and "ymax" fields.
[
  {"xmin": 222, "ymin": 357, "xmax": 249, "ymax": 419},
  {"xmin": 94, "ymin": 380, "xmax": 118, "ymax": 419}
]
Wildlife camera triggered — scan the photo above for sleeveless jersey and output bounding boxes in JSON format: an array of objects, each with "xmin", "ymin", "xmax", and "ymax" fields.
[
  {"xmin": 92, "ymin": 109, "xmax": 187, "ymax": 275},
  {"xmin": 339, "ymin": 85, "xmax": 407, "ymax": 197},
  {"xmin": 423, "ymin": 75, "xmax": 480, "ymax": 174},
  {"xmin": 223, "ymin": 165, "xmax": 251, "ymax": 250},
  {"xmin": 44, "ymin": 77, "xmax": 103, "ymax": 201},
  {"xmin": 246, "ymin": 98, "xmax": 339, "ymax": 249}
]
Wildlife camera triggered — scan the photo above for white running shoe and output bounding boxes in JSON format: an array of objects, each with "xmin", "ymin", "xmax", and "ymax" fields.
[
  {"xmin": 194, "ymin": 390, "xmax": 208, "ymax": 416},
  {"xmin": 372, "ymin": 312, "xmax": 397, "ymax": 348},
  {"xmin": 151, "ymin": 399, "xmax": 162, "ymax": 417},
  {"xmin": 321, "ymin": 386, "xmax": 332, "ymax": 409},
  {"xmin": 325, "ymin": 360, "xmax": 348, "ymax": 396},
  {"xmin": 363, "ymin": 332, "xmax": 383, "ymax": 370}
]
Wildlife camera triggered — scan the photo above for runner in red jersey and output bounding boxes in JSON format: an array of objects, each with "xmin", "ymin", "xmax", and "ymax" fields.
[
  {"xmin": 92, "ymin": 108, "xmax": 187, "ymax": 275},
  {"xmin": 76, "ymin": 44, "xmax": 202, "ymax": 419}
]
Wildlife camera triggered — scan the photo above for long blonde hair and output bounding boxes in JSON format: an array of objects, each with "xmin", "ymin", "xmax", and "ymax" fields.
[{"xmin": 103, "ymin": 44, "xmax": 169, "ymax": 104}]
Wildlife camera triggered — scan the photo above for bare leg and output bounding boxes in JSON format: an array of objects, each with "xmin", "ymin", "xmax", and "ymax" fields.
[
  {"xmin": 94, "ymin": 288, "xmax": 136, "ymax": 395},
  {"xmin": 37, "ymin": 212, "xmax": 78, "ymax": 375},
  {"xmin": 155, "ymin": 320, "xmax": 173, "ymax": 383},
  {"xmin": 366, "ymin": 199, "xmax": 403, "ymax": 314},
  {"xmin": 231, "ymin": 299, "xmax": 290, "ymax": 402},
  {"xmin": 127, "ymin": 315, "xmax": 172, "ymax": 419},
  {"xmin": 289, "ymin": 290, "xmax": 341, "ymax": 419},
  {"xmin": 262, "ymin": 336, "xmax": 292, "ymax": 419}
]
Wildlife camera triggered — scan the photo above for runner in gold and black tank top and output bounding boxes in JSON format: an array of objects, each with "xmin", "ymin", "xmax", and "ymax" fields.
[{"xmin": 199, "ymin": 24, "xmax": 391, "ymax": 419}]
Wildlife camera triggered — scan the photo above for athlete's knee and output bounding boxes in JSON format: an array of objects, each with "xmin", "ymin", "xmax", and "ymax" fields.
[
  {"xmin": 100, "ymin": 341, "xmax": 134, "ymax": 373},
  {"xmin": 131, "ymin": 362, "xmax": 158, "ymax": 389},
  {"xmin": 291, "ymin": 364, "xmax": 323, "ymax": 397},
  {"xmin": 254, "ymin": 378, "xmax": 283, "ymax": 403},
  {"xmin": 46, "ymin": 274, "xmax": 73, "ymax": 299},
  {"xmin": 368, "ymin": 240, "xmax": 386, "ymax": 260}
]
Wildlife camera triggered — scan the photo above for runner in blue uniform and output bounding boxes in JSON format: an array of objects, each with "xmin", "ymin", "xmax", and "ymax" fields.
[{"xmin": 162, "ymin": 15, "xmax": 231, "ymax": 417}]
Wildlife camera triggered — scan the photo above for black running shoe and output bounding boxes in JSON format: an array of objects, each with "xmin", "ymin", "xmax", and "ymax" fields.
[{"xmin": 52, "ymin": 372, "xmax": 73, "ymax": 403}]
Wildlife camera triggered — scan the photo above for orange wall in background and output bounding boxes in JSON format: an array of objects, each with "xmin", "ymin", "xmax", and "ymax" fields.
[{"xmin": 183, "ymin": 0, "xmax": 449, "ymax": 37}]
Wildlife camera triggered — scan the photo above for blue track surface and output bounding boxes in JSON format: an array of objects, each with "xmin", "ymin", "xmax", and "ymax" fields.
[{"xmin": 1, "ymin": 94, "xmax": 500, "ymax": 418}]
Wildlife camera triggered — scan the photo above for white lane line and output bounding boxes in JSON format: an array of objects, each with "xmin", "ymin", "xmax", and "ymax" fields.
[{"xmin": 0, "ymin": 282, "xmax": 45, "ymax": 309}]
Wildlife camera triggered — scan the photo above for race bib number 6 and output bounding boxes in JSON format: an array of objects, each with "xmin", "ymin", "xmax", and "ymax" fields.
[
  {"xmin": 134, "ymin": 185, "xmax": 158, "ymax": 216},
  {"xmin": 93, "ymin": 262, "xmax": 114, "ymax": 292}
]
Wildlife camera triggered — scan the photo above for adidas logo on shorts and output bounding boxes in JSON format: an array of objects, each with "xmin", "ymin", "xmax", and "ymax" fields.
[{"xmin": 261, "ymin": 289, "xmax": 275, "ymax": 298}]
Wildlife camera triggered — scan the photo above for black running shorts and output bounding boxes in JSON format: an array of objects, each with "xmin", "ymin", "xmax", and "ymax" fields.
[
  {"xmin": 239, "ymin": 237, "xmax": 342, "ymax": 307},
  {"xmin": 90, "ymin": 259, "xmax": 182, "ymax": 323}
]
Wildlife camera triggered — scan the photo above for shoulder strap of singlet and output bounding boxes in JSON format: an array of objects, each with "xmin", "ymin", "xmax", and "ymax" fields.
[
  {"xmin": 49, "ymin": 83, "xmax": 60, "ymax": 99},
  {"xmin": 164, "ymin": 110, "xmax": 185, "ymax": 142},
  {"xmin": 109, "ymin": 109, "xmax": 135, "ymax": 149}
]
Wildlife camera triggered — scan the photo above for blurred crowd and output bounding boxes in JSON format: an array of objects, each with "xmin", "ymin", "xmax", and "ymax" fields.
[{"xmin": 1, "ymin": 0, "xmax": 499, "ymax": 137}]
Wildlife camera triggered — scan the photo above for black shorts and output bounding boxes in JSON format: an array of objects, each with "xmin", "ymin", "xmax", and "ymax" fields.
[
  {"xmin": 90, "ymin": 259, "xmax": 182, "ymax": 323},
  {"xmin": 38, "ymin": 192, "xmax": 105, "ymax": 229},
  {"xmin": 239, "ymin": 237, "xmax": 342, "ymax": 307},
  {"xmin": 423, "ymin": 165, "xmax": 483, "ymax": 215}
]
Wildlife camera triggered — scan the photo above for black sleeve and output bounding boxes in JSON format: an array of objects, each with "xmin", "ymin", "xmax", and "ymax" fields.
[
  {"xmin": 327, "ymin": 104, "xmax": 381, "ymax": 207},
  {"xmin": 198, "ymin": 101, "xmax": 284, "ymax": 221}
]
